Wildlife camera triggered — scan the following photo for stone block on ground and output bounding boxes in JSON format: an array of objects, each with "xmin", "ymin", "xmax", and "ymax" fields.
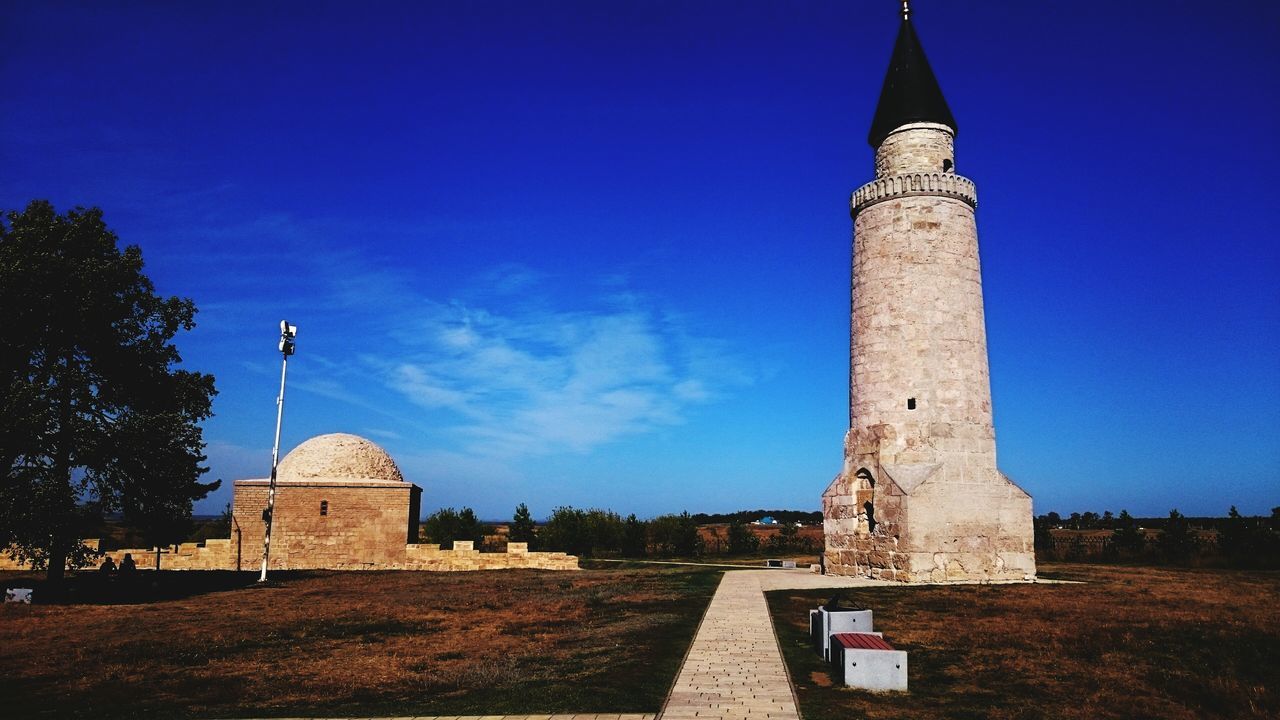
[{"xmin": 832, "ymin": 632, "xmax": 907, "ymax": 692}]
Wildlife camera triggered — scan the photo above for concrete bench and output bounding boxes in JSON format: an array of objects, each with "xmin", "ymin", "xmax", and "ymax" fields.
[
  {"xmin": 831, "ymin": 632, "xmax": 908, "ymax": 692},
  {"xmin": 810, "ymin": 605, "xmax": 875, "ymax": 661}
]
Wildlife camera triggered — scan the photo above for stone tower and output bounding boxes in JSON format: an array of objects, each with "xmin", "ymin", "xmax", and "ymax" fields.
[{"xmin": 821, "ymin": 4, "xmax": 1035, "ymax": 582}]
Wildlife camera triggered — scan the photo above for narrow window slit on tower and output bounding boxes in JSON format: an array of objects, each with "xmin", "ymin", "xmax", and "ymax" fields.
[
  {"xmin": 320, "ymin": 500, "xmax": 328, "ymax": 516},
  {"xmin": 907, "ymin": 397, "xmax": 916, "ymax": 410},
  {"xmin": 864, "ymin": 501, "xmax": 877, "ymax": 533},
  {"xmin": 942, "ymin": 158, "xmax": 953, "ymax": 172}
]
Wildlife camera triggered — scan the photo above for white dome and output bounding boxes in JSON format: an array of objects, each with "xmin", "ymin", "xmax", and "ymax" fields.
[{"xmin": 276, "ymin": 433, "xmax": 405, "ymax": 483}]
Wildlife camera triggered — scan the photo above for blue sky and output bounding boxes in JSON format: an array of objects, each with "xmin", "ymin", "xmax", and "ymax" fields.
[{"xmin": 3, "ymin": 1, "xmax": 1277, "ymax": 520}]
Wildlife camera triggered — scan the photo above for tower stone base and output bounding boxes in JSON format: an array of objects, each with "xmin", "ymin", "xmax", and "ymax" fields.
[{"xmin": 822, "ymin": 432, "xmax": 1035, "ymax": 583}]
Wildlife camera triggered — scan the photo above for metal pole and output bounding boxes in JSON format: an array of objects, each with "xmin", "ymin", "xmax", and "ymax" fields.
[{"xmin": 258, "ymin": 351, "xmax": 289, "ymax": 582}]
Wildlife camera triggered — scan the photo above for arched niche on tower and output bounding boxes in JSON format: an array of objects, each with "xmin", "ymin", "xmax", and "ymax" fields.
[{"xmin": 853, "ymin": 467, "xmax": 877, "ymax": 536}]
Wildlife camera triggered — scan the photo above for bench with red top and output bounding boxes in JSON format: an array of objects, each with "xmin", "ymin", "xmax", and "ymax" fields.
[{"xmin": 830, "ymin": 631, "xmax": 908, "ymax": 692}]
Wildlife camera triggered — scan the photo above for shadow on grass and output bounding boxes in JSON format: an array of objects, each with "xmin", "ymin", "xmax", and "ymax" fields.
[
  {"xmin": 1, "ymin": 566, "xmax": 724, "ymax": 719},
  {"xmin": 0, "ymin": 569, "xmax": 328, "ymax": 605}
]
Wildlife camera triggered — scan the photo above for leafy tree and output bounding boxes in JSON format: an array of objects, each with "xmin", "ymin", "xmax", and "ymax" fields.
[
  {"xmin": 540, "ymin": 506, "xmax": 589, "ymax": 556},
  {"xmin": 510, "ymin": 502, "xmax": 537, "ymax": 549},
  {"xmin": 1158, "ymin": 509, "xmax": 1196, "ymax": 565},
  {"xmin": 1034, "ymin": 527, "xmax": 1056, "ymax": 560},
  {"xmin": 584, "ymin": 508, "xmax": 625, "ymax": 555},
  {"xmin": 649, "ymin": 512, "xmax": 702, "ymax": 557},
  {"xmin": 1111, "ymin": 509, "xmax": 1145, "ymax": 557},
  {"xmin": 727, "ymin": 518, "xmax": 759, "ymax": 555},
  {"xmin": 421, "ymin": 506, "xmax": 489, "ymax": 549},
  {"xmin": 189, "ymin": 502, "xmax": 232, "ymax": 544},
  {"xmin": 1218, "ymin": 506, "xmax": 1247, "ymax": 560},
  {"xmin": 621, "ymin": 514, "xmax": 647, "ymax": 558},
  {"xmin": 1219, "ymin": 506, "xmax": 1280, "ymax": 569},
  {"xmin": 767, "ymin": 522, "xmax": 799, "ymax": 552},
  {"xmin": 539, "ymin": 507, "xmax": 632, "ymax": 558},
  {"xmin": 778, "ymin": 521, "xmax": 799, "ymax": 548},
  {"xmin": 1, "ymin": 201, "xmax": 217, "ymax": 581},
  {"xmin": 458, "ymin": 508, "xmax": 491, "ymax": 547}
]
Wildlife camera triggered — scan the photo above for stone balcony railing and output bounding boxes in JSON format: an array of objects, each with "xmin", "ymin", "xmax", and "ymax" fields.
[{"xmin": 851, "ymin": 172, "xmax": 977, "ymax": 215}]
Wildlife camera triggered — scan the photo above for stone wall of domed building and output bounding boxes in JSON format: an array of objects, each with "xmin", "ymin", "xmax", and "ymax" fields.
[{"xmin": 44, "ymin": 434, "xmax": 578, "ymax": 573}]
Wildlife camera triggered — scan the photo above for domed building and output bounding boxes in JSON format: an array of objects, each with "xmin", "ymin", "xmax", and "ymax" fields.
[
  {"xmin": 72, "ymin": 431, "xmax": 577, "ymax": 572},
  {"xmin": 231, "ymin": 433, "xmax": 422, "ymax": 570}
]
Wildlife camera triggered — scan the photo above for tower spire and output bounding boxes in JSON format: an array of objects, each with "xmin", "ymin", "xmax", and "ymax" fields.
[{"xmin": 867, "ymin": 2, "xmax": 957, "ymax": 147}]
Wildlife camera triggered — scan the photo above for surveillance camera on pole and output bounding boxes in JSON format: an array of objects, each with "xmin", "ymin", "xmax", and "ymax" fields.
[
  {"xmin": 279, "ymin": 320, "xmax": 297, "ymax": 355},
  {"xmin": 259, "ymin": 320, "xmax": 297, "ymax": 583}
]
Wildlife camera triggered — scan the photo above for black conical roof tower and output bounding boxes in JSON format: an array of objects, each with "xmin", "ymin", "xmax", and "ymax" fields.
[{"xmin": 867, "ymin": 5, "xmax": 957, "ymax": 147}]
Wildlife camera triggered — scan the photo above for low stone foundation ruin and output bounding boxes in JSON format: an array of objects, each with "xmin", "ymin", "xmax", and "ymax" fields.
[{"xmin": 0, "ymin": 539, "xmax": 578, "ymax": 572}]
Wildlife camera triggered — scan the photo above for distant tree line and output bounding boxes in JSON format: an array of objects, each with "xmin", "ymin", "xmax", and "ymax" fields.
[
  {"xmin": 531, "ymin": 507, "xmax": 704, "ymax": 558},
  {"xmin": 690, "ymin": 509, "xmax": 822, "ymax": 525},
  {"xmin": 709, "ymin": 516, "xmax": 817, "ymax": 556},
  {"xmin": 418, "ymin": 505, "xmax": 819, "ymax": 559},
  {"xmin": 535, "ymin": 507, "xmax": 819, "ymax": 558},
  {"xmin": 1034, "ymin": 506, "xmax": 1280, "ymax": 569}
]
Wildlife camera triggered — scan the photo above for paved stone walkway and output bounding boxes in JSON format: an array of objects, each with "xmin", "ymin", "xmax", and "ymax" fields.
[
  {"xmin": 659, "ymin": 570, "xmax": 884, "ymax": 720},
  {"xmin": 283, "ymin": 568, "xmax": 1055, "ymax": 720},
  {"xmin": 240, "ymin": 569, "xmax": 890, "ymax": 720},
  {"xmin": 256, "ymin": 715, "xmax": 655, "ymax": 720}
]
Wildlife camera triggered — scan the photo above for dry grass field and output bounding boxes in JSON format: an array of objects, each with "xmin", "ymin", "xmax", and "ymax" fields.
[
  {"xmin": 6, "ymin": 561, "xmax": 1275, "ymax": 720},
  {"xmin": 769, "ymin": 563, "xmax": 1279, "ymax": 720},
  {"xmin": 0, "ymin": 564, "xmax": 720, "ymax": 719}
]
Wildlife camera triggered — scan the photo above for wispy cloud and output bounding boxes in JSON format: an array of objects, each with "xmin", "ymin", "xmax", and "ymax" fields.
[
  {"xmin": 369, "ymin": 265, "xmax": 749, "ymax": 458},
  {"xmin": 175, "ymin": 211, "xmax": 751, "ymax": 467}
]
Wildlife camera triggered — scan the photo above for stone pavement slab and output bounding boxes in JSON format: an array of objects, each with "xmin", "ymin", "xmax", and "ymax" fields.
[
  {"xmin": 658, "ymin": 570, "xmax": 886, "ymax": 720},
  {"xmin": 233, "ymin": 715, "xmax": 656, "ymax": 720}
]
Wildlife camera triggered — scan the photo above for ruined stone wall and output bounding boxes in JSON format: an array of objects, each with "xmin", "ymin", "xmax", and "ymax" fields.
[
  {"xmin": 3, "ymin": 540, "xmax": 578, "ymax": 573},
  {"xmin": 401, "ymin": 542, "xmax": 579, "ymax": 571},
  {"xmin": 0, "ymin": 540, "xmax": 104, "ymax": 571},
  {"xmin": 93, "ymin": 540, "xmax": 578, "ymax": 572},
  {"xmin": 0, "ymin": 553, "xmax": 30, "ymax": 570}
]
